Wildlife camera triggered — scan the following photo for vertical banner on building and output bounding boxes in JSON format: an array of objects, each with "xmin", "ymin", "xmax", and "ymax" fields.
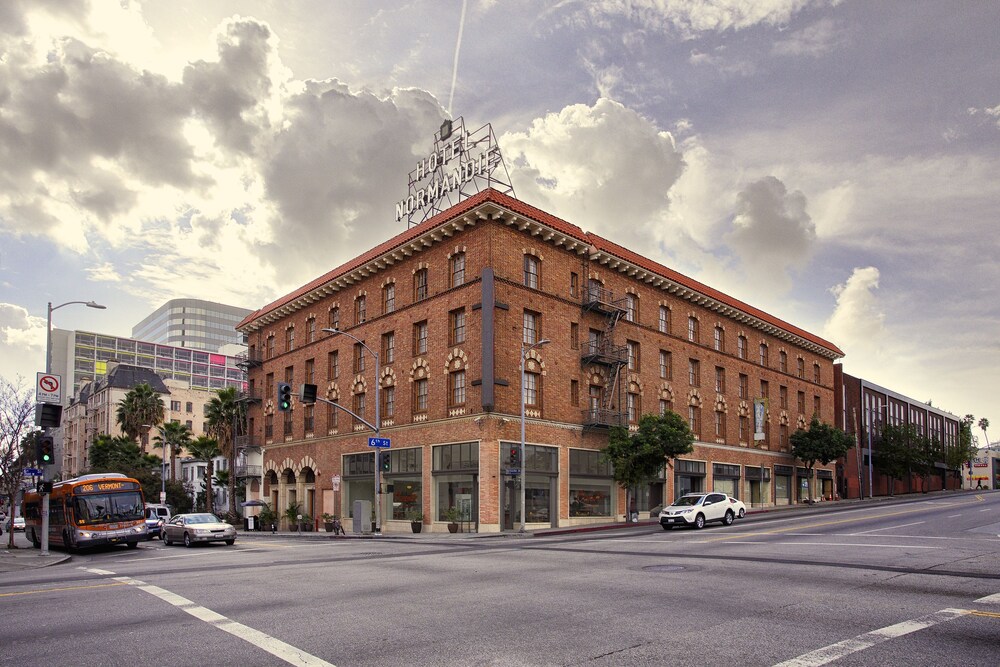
[{"xmin": 753, "ymin": 398, "xmax": 767, "ymax": 441}]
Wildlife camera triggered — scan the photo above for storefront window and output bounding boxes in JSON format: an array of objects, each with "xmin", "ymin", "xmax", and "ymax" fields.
[
  {"xmin": 745, "ymin": 466, "xmax": 771, "ymax": 507},
  {"xmin": 344, "ymin": 452, "xmax": 375, "ymax": 519},
  {"xmin": 712, "ymin": 463, "xmax": 741, "ymax": 497},
  {"xmin": 569, "ymin": 449, "xmax": 613, "ymax": 517},
  {"xmin": 433, "ymin": 442, "xmax": 479, "ymax": 525},
  {"xmin": 674, "ymin": 459, "xmax": 706, "ymax": 499},
  {"xmin": 383, "ymin": 447, "xmax": 422, "ymax": 520},
  {"xmin": 774, "ymin": 465, "xmax": 793, "ymax": 506}
]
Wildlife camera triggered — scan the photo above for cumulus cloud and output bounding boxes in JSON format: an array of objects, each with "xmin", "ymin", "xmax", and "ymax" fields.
[
  {"xmin": 823, "ymin": 267, "xmax": 884, "ymax": 352},
  {"xmin": 501, "ymin": 98, "xmax": 684, "ymax": 251},
  {"xmin": 725, "ymin": 176, "xmax": 815, "ymax": 289},
  {"xmin": 0, "ymin": 302, "xmax": 45, "ymax": 350}
]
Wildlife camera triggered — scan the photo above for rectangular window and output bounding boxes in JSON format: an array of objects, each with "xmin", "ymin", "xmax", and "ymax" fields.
[
  {"xmin": 355, "ymin": 296, "xmax": 366, "ymax": 325},
  {"xmin": 780, "ymin": 385, "xmax": 788, "ymax": 409},
  {"xmin": 659, "ymin": 350, "xmax": 671, "ymax": 379},
  {"xmin": 570, "ymin": 322, "xmax": 579, "ymax": 350},
  {"xmin": 450, "ymin": 309, "xmax": 466, "ymax": 346},
  {"xmin": 688, "ymin": 406, "xmax": 700, "ymax": 435},
  {"xmin": 383, "ymin": 283, "xmax": 395, "ymax": 314},
  {"xmin": 308, "ymin": 318, "xmax": 316, "ymax": 343},
  {"xmin": 329, "ymin": 351, "xmax": 339, "ymax": 380},
  {"xmin": 523, "ymin": 310, "xmax": 539, "ymax": 345},
  {"xmin": 450, "ymin": 253, "xmax": 465, "ymax": 288},
  {"xmin": 570, "ymin": 380, "xmax": 579, "ymax": 407},
  {"xmin": 305, "ymin": 358, "xmax": 314, "ymax": 383},
  {"xmin": 415, "ymin": 378, "xmax": 428, "ymax": 412},
  {"xmin": 687, "ymin": 317, "xmax": 699, "ymax": 343},
  {"xmin": 304, "ymin": 404, "xmax": 314, "ymax": 433},
  {"xmin": 798, "ymin": 391, "xmax": 806, "ymax": 413},
  {"xmin": 659, "ymin": 306, "xmax": 670, "ymax": 334},
  {"xmin": 570, "ymin": 272, "xmax": 579, "ymax": 298},
  {"xmin": 285, "ymin": 327, "xmax": 294, "ymax": 353},
  {"xmin": 625, "ymin": 293, "xmax": 637, "ymax": 323},
  {"xmin": 659, "ymin": 399, "xmax": 669, "ymax": 416},
  {"xmin": 760, "ymin": 380, "xmax": 769, "ymax": 399},
  {"xmin": 813, "ymin": 395, "xmax": 820, "ymax": 416},
  {"xmin": 414, "ymin": 321, "xmax": 428, "ymax": 355},
  {"xmin": 170, "ymin": 400, "xmax": 181, "ymax": 411},
  {"xmin": 329, "ymin": 307, "xmax": 340, "ymax": 330},
  {"xmin": 382, "ymin": 331, "xmax": 395, "ymax": 364},
  {"xmin": 715, "ymin": 411, "xmax": 726, "ymax": 440},
  {"xmin": 382, "ymin": 386, "xmax": 395, "ymax": 418},
  {"xmin": 353, "ymin": 392, "xmax": 366, "ymax": 428},
  {"xmin": 813, "ymin": 363, "xmax": 821, "ymax": 383},
  {"xmin": 797, "ymin": 357, "xmax": 804, "ymax": 378},
  {"xmin": 353, "ymin": 343, "xmax": 365, "ymax": 374},
  {"xmin": 522, "ymin": 371, "xmax": 539, "ymax": 407},
  {"xmin": 627, "ymin": 392, "xmax": 639, "ymax": 424},
  {"xmin": 688, "ymin": 359, "xmax": 700, "ymax": 387},
  {"xmin": 739, "ymin": 373, "xmax": 748, "ymax": 400},
  {"xmin": 715, "ymin": 366, "xmax": 725, "ymax": 394},
  {"xmin": 714, "ymin": 327, "xmax": 724, "ymax": 352},
  {"xmin": 449, "ymin": 370, "xmax": 466, "ymax": 407},
  {"xmin": 779, "ymin": 351, "xmax": 787, "ymax": 373},
  {"xmin": 414, "ymin": 268, "xmax": 428, "ymax": 301},
  {"xmin": 737, "ymin": 336, "xmax": 746, "ymax": 360},
  {"xmin": 627, "ymin": 340, "xmax": 639, "ymax": 372},
  {"xmin": 569, "ymin": 450, "xmax": 614, "ymax": 518},
  {"xmin": 523, "ymin": 255, "xmax": 539, "ymax": 289},
  {"xmin": 739, "ymin": 416, "xmax": 749, "ymax": 442}
]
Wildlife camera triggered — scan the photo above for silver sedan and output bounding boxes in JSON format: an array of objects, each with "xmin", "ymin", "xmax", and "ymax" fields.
[{"xmin": 162, "ymin": 513, "xmax": 237, "ymax": 547}]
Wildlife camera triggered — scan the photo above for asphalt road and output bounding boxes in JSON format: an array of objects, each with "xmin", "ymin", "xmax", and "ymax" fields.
[{"xmin": 2, "ymin": 492, "xmax": 998, "ymax": 666}]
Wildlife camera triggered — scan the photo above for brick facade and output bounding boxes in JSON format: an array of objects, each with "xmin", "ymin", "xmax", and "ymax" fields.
[{"xmin": 238, "ymin": 190, "xmax": 844, "ymax": 533}]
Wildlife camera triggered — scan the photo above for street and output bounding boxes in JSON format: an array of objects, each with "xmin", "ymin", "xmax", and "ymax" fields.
[{"xmin": 2, "ymin": 493, "xmax": 999, "ymax": 666}]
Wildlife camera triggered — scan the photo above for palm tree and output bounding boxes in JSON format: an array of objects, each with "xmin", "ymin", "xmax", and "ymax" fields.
[
  {"xmin": 205, "ymin": 387, "xmax": 246, "ymax": 518},
  {"xmin": 116, "ymin": 383, "xmax": 165, "ymax": 453},
  {"xmin": 152, "ymin": 421, "xmax": 192, "ymax": 482},
  {"xmin": 187, "ymin": 436, "xmax": 222, "ymax": 513}
]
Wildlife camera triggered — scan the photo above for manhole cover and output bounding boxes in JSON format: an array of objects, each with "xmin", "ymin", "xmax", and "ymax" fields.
[{"xmin": 643, "ymin": 564, "xmax": 686, "ymax": 573}]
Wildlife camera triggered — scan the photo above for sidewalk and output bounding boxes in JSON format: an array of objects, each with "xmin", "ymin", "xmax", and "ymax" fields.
[{"xmin": 1, "ymin": 489, "xmax": 987, "ymax": 573}]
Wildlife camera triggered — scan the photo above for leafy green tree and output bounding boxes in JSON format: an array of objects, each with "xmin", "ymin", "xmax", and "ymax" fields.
[
  {"xmin": 603, "ymin": 412, "xmax": 694, "ymax": 521},
  {"xmin": 790, "ymin": 416, "xmax": 853, "ymax": 502},
  {"xmin": 115, "ymin": 383, "xmax": 164, "ymax": 453},
  {"xmin": 874, "ymin": 423, "xmax": 926, "ymax": 495},
  {"xmin": 187, "ymin": 436, "xmax": 221, "ymax": 513},
  {"xmin": 87, "ymin": 434, "xmax": 160, "ymax": 473},
  {"xmin": 948, "ymin": 415, "xmax": 982, "ymax": 487},
  {"xmin": 205, "ymin": 387, "xmax": 246, "ymax": 518},
  {"xmin": 152, "ymin": 421, "xmax": 191, "ymax": 482},
  {"xmin": 978, "ymin": 417, "xmax": 991, "ymax": 449}
]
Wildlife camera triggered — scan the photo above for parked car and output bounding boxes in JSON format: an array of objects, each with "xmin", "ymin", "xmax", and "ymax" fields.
[
  {"xmin": 162, "ymin": 513, "xmax": 237, "ymax": 547},
  {"xmin": 144, "ymin": 504, "xmax": 172, "ymax": 540},
  {"xmin": 5, "ymin": 516, "xmax": 25, "ymax": 532},
  {"xmin": 659, "ymin": 492, "xmax": 737, "ymax": 529},
  {"xmin": 726, "ymin": 495, "xmax": 747, "ymax": 519}
]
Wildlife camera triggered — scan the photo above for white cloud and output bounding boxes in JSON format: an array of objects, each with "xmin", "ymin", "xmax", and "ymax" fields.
[
  {"xmin": 772, "ymin": 18, "xmax": 845, "ymax": 57},
  {"xmin": 823, "ymin": 266, "xmax": 885, "ymax": 355},
  {"xmin": 0, "ymin": 302, "xmax": 45, "ymax": 351}
]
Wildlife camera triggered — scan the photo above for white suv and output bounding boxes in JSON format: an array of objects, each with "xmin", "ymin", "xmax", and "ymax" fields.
[{"xmin": 659, "ymin": 493, "xmax": 736, "ymax": 530}]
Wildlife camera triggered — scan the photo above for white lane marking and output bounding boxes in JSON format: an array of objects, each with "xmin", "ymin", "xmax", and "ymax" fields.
[
  {"xmin": 850, "ymin": 521, "xmax": 925, "ymax": 535},
  {"xmin": 946, "ymin": 514, "xmax": 961, "ymax": 518},
  {"xmin": 715, "ymin": 541, "xmax": 939, "ymax": 549},
  {"xmin": 773, "ymin": 608, "xmax": 969, "ymax": 667},
  {"xmin": 79, "ymin": 568, "xmax": 334, "ymax": 666},
  {"xmin": 980, "ymin": 508, "xmax": 991, "ymax": 512},
  {"xmin": 974, "ymin": 592, "xmax": 1000, "ymax": 605}
]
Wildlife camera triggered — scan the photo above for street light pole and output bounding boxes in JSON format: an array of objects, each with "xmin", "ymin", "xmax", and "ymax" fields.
[
  {"xmin": 323, "ymin": 328, "xmax": 381, "ymax": 535},
  {"xmin": 520, "ymin": 338, "xmax": 550, "ymax": 533},
  {"xmin": 42, "ymin": 299, "xmax": 106, "ymax": 556}
]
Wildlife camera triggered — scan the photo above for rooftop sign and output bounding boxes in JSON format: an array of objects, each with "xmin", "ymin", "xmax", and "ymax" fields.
[{"xmin": 395, "ymin": 117, "xmax": 515, "ymax": 227}]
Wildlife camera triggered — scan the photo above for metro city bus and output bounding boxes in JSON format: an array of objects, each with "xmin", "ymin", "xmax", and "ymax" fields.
[{"xmin": 23, "ymin": 473, "xmax": 148, "ymax": 551}]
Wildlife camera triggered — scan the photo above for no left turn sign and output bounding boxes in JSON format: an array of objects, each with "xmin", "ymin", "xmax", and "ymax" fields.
[{"xmin": 36, "ymin": 372, "xmax": 62, "ymax": 404}]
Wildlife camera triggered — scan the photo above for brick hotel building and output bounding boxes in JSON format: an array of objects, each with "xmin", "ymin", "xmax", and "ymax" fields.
[{"xmin": 236, "ymin": 189, "xmax": 844, "ymax": 533}]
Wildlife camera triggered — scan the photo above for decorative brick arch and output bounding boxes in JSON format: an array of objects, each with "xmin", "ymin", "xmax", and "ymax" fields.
[
  {"xmin": 797, "ymin": 415, "xmax": 808, "ymax": 429},
  {"xmin": 715, "ymin": 396, "xmax": 728, "ymax": 413},
  {"xmin": 779, "ymin": 411, "xmax": 789, "ymax": 426},
  {"xmin": 659, "ymin": 383, "xmax": 674, "ymax": 402},
  {"xmin": 381, "ymin": 367, "xmax": 396, "ymax": 387},
  {"xmin": 523, "ymin": 247, "xmax": 544, "ymax": 261},
  {"xmin": 380, "ymin": 276, "xmax": 396, "ymax": 289},
  {"xmin": 410, "ymin": 358, "xmax": 431, "ymax": 383},
  {"xmin": 687, "ymin": 389, "xmax": 702, "ymax": 407},
  {"xmin": 352, "ymin": 376, "xmax": 368, "ymax": 395},
  {"xmin": 412, "ymin": 261, "xmax": 430, "ymax": 274},
  {"xmin": 738, "ymin": 400, "xmax": 750, "ymax": 417},
  {"xmin": 444, "ymin": 348, "xmax": 469, "ymax": 374},
  {"xmin": 447, "ymin": 244, "xmax": 467, "ymax": 258},
  {"xmin": 627, "ymin": 373, "xmax": 644, "ymax": 397},
  {"xmin": 524, "ymin": 349, "xmax": 547, "ymax": 376}
]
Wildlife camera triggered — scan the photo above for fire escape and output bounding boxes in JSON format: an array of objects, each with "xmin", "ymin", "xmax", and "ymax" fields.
[
  {"xmin": 234, "ymin": 346, "xmax": 263, "ymax": 481},
  {"xmin": 580, "ymin": 284, "xmax": 628, "ymax": 429}
]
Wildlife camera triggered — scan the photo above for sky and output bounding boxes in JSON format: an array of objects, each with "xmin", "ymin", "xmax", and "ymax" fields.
[{"xmin": 0, "ymin": 0, "xmax": 997, "ymax": 443}]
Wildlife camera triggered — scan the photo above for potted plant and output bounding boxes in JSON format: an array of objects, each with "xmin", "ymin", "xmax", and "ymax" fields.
[
  {"xmin": 258, "ymin": 504, "xmax": 277, "ymax": 533},
  {"xmin": 408, "ymin": 510, "xmax": 423, "ymax": 533},
  {"xmin": 283, "ymin": 502, "xmax": 303, "ymax": 531},
  {"xmin": 445, "ymin": 506, "xmax": 461, "ymax": 533},
  {"xmin": 322, "ymin": 513, "xmax": 336, "ymax": 532}
]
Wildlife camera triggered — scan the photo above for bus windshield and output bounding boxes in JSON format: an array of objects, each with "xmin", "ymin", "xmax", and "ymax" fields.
[{"xmin": 73, "ymin": 492, "xmax": 145, "ymax": 525}]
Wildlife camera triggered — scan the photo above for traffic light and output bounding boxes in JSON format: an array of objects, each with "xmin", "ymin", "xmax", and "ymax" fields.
[
  {"xmin": 39, "ymin": 481, "xmax": 54, "ymax": 494},
  {"xmin": 37, "ymin": 435, "xmax": 55, "ymax": 466},
  {"xmin": 509, "ymin": 445, "xmax": 521, "ymax": 468},
  {"xmin": 379, "ymin": 450, "xmax": 391, "ymax": 473},
  {"xmin": 299, "ymin": 383, "xmax": 317, "ymax": 404},
  {"xmin": 276, "ymin": 382, "xmax": 292, "ymax": 411}
]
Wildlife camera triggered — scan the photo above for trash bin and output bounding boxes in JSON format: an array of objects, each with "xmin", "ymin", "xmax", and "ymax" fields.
[{"xmin": 246, "ymin": 515, "xmax": 256, "ymax": 531}]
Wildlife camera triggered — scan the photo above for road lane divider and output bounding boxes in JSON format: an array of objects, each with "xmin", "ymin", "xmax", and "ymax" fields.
[
  {"xmin": 79, "ymin": 567, "xmax": 335, "ymax": 666},
  {"xmin": 974, "ymin": 592, "xmax": 1000, "ymax": 605},
  {"xmin": 0, "ymin": 581, "xmax": 127, "ymax": 597}
]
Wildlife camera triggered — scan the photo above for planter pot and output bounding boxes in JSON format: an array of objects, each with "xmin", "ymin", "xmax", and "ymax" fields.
[
  {"xmin": 411, "ymin": 521, "xmax": 422, "ymax": 533},
  {"xmin": 324, "ymin": 523, "xmax": 334, "ymax": 532},
  {"xmin": 447, "ymin": 522, "xmax": 459, "ymax": 534}
]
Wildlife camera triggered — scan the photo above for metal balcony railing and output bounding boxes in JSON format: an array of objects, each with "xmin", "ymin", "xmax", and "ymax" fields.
[
  {"xmin": 582, "ymin": 285, "xmax": 627, "ymax": 316},
  {"xmin": 234, "ymin": 434, "xmax": 260, "ymax": 451},
  {"xmin": 235, "ymin": 464, "xmax": 263, "ymax": 479},
  {"xmin": 581, "ymin": 407, "xmax": 625, "ymax": 428},
  {"xmin": 580, "ymin": 339, "xmax": 627, "ymax": 366},
  {"xmin": 236, "ymin": 349, "xmax": 264, "ymax": 368}
]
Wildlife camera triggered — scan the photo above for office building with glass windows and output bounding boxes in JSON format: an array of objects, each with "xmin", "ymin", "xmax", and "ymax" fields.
[
  {"xmin": 237, "ymin": 189, "xmax": 846, "ymax": 533},
  {"xmin": 132, "ymin": 298, "xmax": 252, "ymax": 352}
]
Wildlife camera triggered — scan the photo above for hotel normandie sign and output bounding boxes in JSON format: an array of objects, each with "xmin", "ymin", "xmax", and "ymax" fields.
[{"xmin": 395, "ymin": 117, "xmax": 515, "ymax": 227}]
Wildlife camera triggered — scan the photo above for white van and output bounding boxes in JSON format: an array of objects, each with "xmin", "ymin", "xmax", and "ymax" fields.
[{"xmin": 145, "ymin": 504, "xmax": 173, "ymax": 539}]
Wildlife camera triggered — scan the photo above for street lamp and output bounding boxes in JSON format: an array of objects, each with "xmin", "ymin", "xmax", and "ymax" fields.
[
  {"xmin": 323, "ymin": 328, "xmax": 382, "ymax": 535},
  {"xmin": 41, "ymin": 299, "xmax": 106, "ymax": 556},
  {"xmin": 520, "ymin": 338, "xmax": 550, "ymax": 533},
  {"xmin": 46, "ymin": 300, "xmax": 106, "ymax": 374},
  {"xmin": 145, "ymin": 424, "xmax": 167, "ymax": 505}
]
